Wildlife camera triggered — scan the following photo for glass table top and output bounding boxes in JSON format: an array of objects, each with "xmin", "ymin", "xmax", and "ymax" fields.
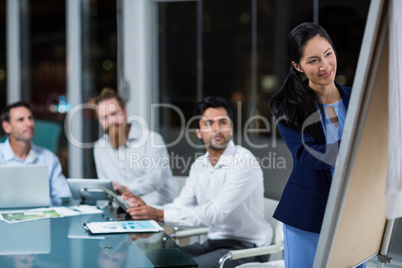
[{"xmin": 0, "ymin": 210, "xmax": 198, "ymax": 268}]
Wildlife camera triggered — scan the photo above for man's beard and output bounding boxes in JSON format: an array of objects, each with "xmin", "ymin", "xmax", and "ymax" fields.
[
  {"xmin": 206, "ymin": 133, "xmax": 230, "ymax": 151},
  {"xmin": 105, "ymin": 123, "xmax": 129, "ymax": 148}
]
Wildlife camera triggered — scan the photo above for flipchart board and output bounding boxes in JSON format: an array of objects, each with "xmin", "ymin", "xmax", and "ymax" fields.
[{"xmin": 314, "ymin": 0, "xmax": 391, "ymax": 267}]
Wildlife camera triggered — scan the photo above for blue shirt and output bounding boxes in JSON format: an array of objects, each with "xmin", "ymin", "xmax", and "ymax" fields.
[
  {"xmin": 273, "ymin": 82, "xmax": 352, "ymax": 234},
  {"xmin": 320, "ymin": 99, "xmax": 347, "ymax": 176},
  {"xmin": 0, "ymin": 138, "xmax": 72, "ymax": 206}
]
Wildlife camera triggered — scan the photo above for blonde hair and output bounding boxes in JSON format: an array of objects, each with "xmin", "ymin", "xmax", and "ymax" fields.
[{"xmin": 94, "ymin": 88, "xmax": 126, "ymax": 110}]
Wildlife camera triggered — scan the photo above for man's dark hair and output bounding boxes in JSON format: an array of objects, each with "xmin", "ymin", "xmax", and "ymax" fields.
[
  {"xmin": 193, "ymin": 97, "xmax": 233, "ymax": 129},
  {"xmin": 0, "ymin": 101, "xmax": 32, "ymax": 123}
]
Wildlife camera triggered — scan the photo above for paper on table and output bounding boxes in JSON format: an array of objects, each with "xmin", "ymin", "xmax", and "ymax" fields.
[
  {"xmin": 0, "ymin": 205, "xmax": 103, "ymax": 224},
  {"xmin": 56, "ymin": 205, "xmax": 103, "ymax": 217},
  {"xmin": 84, "ymin": 220, "xmax": 164, "ymax": 235},
  {"xmin": 0, "ymin": 208, "xmax": 62, "ymax": 223}
]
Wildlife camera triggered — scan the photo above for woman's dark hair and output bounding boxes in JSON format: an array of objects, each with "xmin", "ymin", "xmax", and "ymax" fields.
[
  {"xmin": 194, "ymin": 97, "xmax": 233, "ymax": 129},
  {"xmin": 270, "ymin": 22, "xmax": 336, "ymax": 141}
]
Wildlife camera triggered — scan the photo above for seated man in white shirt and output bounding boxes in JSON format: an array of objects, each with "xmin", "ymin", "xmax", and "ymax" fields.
[
  {"xmin": 122, "ymin": 97, "xmax": 273, "ymax": 268},
  {"xmin": 0, "ymin": 101, "xmax": 72, "ymax": 206},
  {"xmin": 93, "ymin": 88, "xmax": 178, "ymax": 206}
]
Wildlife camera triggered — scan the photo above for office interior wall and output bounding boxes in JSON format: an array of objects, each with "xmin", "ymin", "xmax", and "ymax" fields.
[
  {"xmin": 0, "ymin": 0, "xmax": 5, "ymax": 120},
  {"xmin": 5, "ymin": 0, "xmax": 20, "ymax": 103},
  {"xmin": 122, "ymin": 0, "xmax": 153, "ymax": 123},
  {"xmin": 66, "ymin": 0, "xmax": 83, "ymax": 178}
]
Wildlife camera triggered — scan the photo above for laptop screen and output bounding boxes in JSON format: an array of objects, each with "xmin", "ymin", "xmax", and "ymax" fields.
[{"xmin": 0, "ymin": 165, "xmax": 49, "ymax": 209}]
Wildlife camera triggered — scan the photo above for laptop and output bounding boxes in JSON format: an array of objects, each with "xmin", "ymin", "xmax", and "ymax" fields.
[{"xmin": 0, "ymin": 165, "xmax": 50, "ymax": 209}]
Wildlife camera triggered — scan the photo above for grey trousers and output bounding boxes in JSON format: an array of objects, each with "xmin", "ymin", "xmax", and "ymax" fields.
[{"xmin": 182, "ymin": 239, "xmax": 269, "ymax": 268}]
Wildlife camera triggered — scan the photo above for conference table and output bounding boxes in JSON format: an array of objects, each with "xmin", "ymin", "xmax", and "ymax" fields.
[{"xmin": 0, "ymin": 207, "xmax": 198, "ymax": 268}]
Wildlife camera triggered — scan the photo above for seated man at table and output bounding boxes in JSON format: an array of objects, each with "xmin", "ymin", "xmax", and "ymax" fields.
[
  {"xmin": 0, "ymin": 101, "xmax": 71, "ymax": 206},
  {"xmin": 122, "ymin": 97, "xmax": 273, "ymax": 268},
  {"xmin": 93, "ymin": 88, "xmax": 178, "ymax": 206}
]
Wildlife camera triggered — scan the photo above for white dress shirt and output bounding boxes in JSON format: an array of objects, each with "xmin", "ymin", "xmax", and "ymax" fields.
[
  {"xmin": 163, "ymin": 140, "xmax": 273, "ymax": 247},
  {"xmin": 0, "ymin": 138, "xmax": 72, "ymax": 206},
  {"xmin": 94, "ymin": 124, "xmax": 178, "ymax": 206}
]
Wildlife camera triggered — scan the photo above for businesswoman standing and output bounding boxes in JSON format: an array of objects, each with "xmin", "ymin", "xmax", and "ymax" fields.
[{"xmin": 270, "ymin": 22, "xmax": 365, "ymax": 268}]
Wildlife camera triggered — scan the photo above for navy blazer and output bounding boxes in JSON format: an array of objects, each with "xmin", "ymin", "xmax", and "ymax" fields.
[{"xmin": 273, "ymin": 82, "xmax": 352, "ymax": 234}]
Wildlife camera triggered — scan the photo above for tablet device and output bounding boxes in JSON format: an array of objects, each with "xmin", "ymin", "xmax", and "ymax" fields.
[
  {"xmin": 99, "ymin": 184, "xmax": 129, "ymax": 212},
  {"xmin": 67, "ymin": 178, "xmax": 114, "ymax": 204}
]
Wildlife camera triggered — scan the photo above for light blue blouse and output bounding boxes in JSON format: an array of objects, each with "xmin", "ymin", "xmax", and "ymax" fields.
[{"xmin": 320, "ymin": 99, "xmax": 347, "ymax": 177}]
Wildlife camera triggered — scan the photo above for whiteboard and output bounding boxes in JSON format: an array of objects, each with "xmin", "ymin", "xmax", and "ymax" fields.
[{"xmin": 314, "ymin": 0, "xmax": 390, "ymax": 267}]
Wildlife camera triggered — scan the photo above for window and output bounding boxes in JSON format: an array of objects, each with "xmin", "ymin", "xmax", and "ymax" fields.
[
  {"xmin": 15, "ymin": 0, "xmax": 117, "ymax": 177},
  {"xmin": 155, "ymin": 0, "xmax": 370, "ymax": 199},
  {"xmin": 19, "ymin": 0, "xmax": 68, "ymax": 170},
  {"xmin": 81, "ymin": 0, "xmax": 117, "ymax": 178}
]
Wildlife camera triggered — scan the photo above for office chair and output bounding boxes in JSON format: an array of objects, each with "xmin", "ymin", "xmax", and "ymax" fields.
[
  {"xmin": 169, "ymin": 176, "xmax": 210, "ymax": 245},
  {"xmin": 219, "ymin": 198, "xmax": 284, "ymax": 268},
  {"xmin": 170, "ymin": 197, "xmax": 284, "ymax": 268},
  {"xmin": 32, "ymin": 119, "xmax": 62, "ymax": 153}
]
